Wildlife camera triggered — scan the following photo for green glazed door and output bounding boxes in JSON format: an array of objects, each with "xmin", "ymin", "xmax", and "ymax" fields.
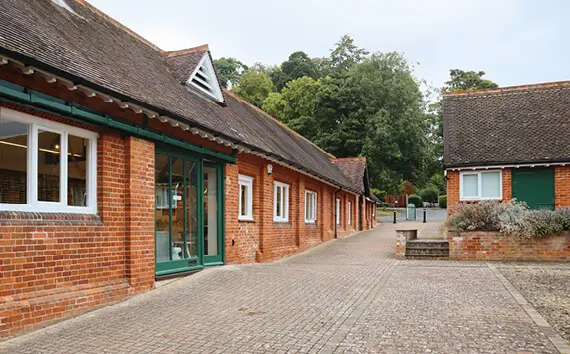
[
  {"xmin": 512, "ymin": 168, "xmax": 555, "ymax": 210},
  {"xmin": 203, "ymin": 163, "xmax": 224, "ymax": 265}
]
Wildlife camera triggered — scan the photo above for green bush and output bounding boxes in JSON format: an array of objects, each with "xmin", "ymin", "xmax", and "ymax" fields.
[
  {"xmin": 446, "ymin": 201, "xmax": 570, "ymax": 238},
  {"xmin": 446, "ymin": 200, "xmax": 504, "ymax": 232},
  {"xmin": 419, "ymin": 188, "xmax": 439, "ymax": 203},
  {"xmin": 407, "ymin": 194, "xmax": 423, "ymax": 208},
  {"xmin": 438, "ymin": 195, "xmax": 447, "ymax": 208}
]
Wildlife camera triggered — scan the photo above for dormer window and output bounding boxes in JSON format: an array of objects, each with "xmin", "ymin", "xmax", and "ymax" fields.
[{"xmin": 187, "ymin": 54, "xmax": 224, "ymax": 103}]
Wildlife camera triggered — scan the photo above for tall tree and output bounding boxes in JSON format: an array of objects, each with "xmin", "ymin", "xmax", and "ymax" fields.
[
  {"xmin": 444, "ymin": 69, "xmax": 498, "ymax": 92},
  {"xmin": 233, "ymin": 71, "xmax": 275, "ymax": 107},
  {"xmin": 213, "ymin": 57, "xmax": 247, "ymax": 89},
  {"xmin": 279, "ymin": 51, "xmax": 318, "ymax": 88},
  {"xmin": 329, "ymin": 34, "xmax": 368, "ymax": 75}
]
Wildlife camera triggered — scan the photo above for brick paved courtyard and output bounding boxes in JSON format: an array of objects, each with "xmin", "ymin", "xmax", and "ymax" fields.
[{"xmin": 1, "ymin": 223, "xmax": 569, "ymax": 353}]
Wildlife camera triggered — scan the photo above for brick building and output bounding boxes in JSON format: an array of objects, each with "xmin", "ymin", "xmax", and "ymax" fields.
[
  {"xmin": 444, "ymin": 81, "xmax": 570, "ymax": 211},
  {"xmin": 0, "ymin": 0, "xmax": 378, "ymax": 337}
]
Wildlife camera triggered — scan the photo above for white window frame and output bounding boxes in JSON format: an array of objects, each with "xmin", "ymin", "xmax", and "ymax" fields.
[
  {"xmin": 238, "ymin": 174, "xmax": 254, "ymax": 221},
  {"xmin": 273, "ymin": 181, "xmax": 290, "ymax": 222},
  {"xmin": 304, "ymin": 190, "xmax": 317, "ymax": 223},
  {"xmin": 336, "ymin": 198, "xmax": 341, "ymax": 225},
  {"xmin": 347, "ymin": 201, "xmax": 352, "ymax": 225},
  {"xmin": 0, "ymin": 108, "xmax": 98, "ymax": 213},
  {"xmin": 459, "ymin": 170, "xmax": 502, "ymax": 201}
]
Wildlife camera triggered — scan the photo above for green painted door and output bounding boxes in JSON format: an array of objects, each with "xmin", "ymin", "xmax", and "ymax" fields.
[
  {"xmin": 203, "ymin": 163, "xmax": 224, "ymax": 265},
  {"xmin": 512, "ymin": 168, "xmax": 555, "ymax": 210},
  {"xmin": 154, "ymin": 147, "xmax": 225, "ymax": 276}
]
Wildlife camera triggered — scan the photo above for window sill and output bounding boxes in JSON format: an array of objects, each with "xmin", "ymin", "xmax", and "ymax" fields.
[
  {"xmin": 305, "ymin": 220, "xmax": 316, "ymax": 224},
  {"xmin": 238, "ymin": 216, "xmax": 255, "ymax": 223},
  {"xmin": 0, "ymin": 211, "xmax": 102, "ymax": 226}
]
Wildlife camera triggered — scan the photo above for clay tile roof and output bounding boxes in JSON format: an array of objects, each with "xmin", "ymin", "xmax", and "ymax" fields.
[
  {"xmin": 161, "ymin": 45, "xmax": 209, "ymax": 84},
  {"xmin": 443, "ymin": 81, "xmax": 570, "ymax": 168},
  {"xmin": 0, "ymin": 0, "xmax": 357, "ymax": 191},
  {"xmin": 330, "ymin": 157, "xmax": 367, "ymax": 193}
]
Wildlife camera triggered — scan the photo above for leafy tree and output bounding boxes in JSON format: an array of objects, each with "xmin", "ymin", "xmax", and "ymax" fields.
[
  {"xmin": 269, "ymin": 66, "xmax": 290, "ymax": 92},
  {"xmin": 213, "ymin": 57, "xmax": 247, "ymax": 89},
  {"xmin": 261, "ymin": 92, "xmax": 286, "ymax": 120},
  {"xmin": 419, "ymin": 188, "xmax": 439, "ymax": 203},
  {"xmin": 329, "ymin": 34, "xmax": 368, "ymax": 75},
  {"xmin": 249, "ymin": 62, "xmax": 273, "ymax": 76},
  {"xmin": 281, "ymin": 51, "xmax": 318, "ymax": 83},
  {"xmin": 444, "ymin": 69, "xmax": 498, "ymax": 92},
  {"xmin": 233, "ymin": 71, "xmax": 275, "ymax": 107}
]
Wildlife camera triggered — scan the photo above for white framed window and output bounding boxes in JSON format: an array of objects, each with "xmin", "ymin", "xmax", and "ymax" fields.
[
  {"xmin": 238, "ymin": 174, "xmax": 253, "ymax": 220},
  {"xmin": 347, "ymin": 201, "xmax": 352, "ymax": 225},
  {"xmin": 0, "ymin": 107, "xmax": 98, "ymax": 213},
  {"xmin": 336, "ymin": 198, "xmax": 341, "ymax": 225},
  {"xmin": 460, "ymin": 170, "xmax": 502, "ymax": 201},
  {"xmin": 273, "ymin": 181, "xmax": 289, "ymax": 222},
  {"xmin": 305, "ymin": 190, "xmax": 317, "ymax": 223}
]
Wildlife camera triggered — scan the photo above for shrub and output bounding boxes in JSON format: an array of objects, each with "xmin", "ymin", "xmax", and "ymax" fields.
[
  {"xmin": 407, "ymin": 194, "xmax": 423, "ymax": 208},
  {"xmin": 446, "ymin": 200, "xmax": 503, "ymax": 232},
  {"xmin": 419, "ymin": 188, "xmax": 439, "ymax": 203},
  {"xmin": 438, "ymin": 195, "xmax": 447, "ymax": 209},
  {"xmin": 555, "ymin": 207, "xmax": 570, "ymax": 230}
]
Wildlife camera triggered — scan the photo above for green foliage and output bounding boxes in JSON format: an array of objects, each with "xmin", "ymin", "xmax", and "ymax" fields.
[
  {"xmin": 407, "ymin": 194, "xmax": 423, "ymax": 208},
  {"xmin": 444, "ymin": 69, "xmax": 498, "ymax": 93},
  {"xmin": 419, "ymin": 188, "xmax": 438, "ymax": 203},
  {"xmin": 370, "ymin": 188, "xmax": 387, "ymax": 201},
  {"xmin": 329, "ymin": 34, "xmax": 368, "ymax": 75},
  {"xmin": 438, "ymin": 195, "xmax": 447, "ymax": 208},
  {"xmin": 447, "ymin": 201, "xmax": 570, "ymax": 238},
  {"xmin": 269, "ymin": 66, "xmax": 290, "ymax": 92},
  {"xmin": 233, "ymin": 71, "xmax": 275, "ymax": 107},
  {"xmin": 281, "ymin": 51, "xmax": 318, "ymax": 82},
  {"xmin": 213, "ymin": 57, "xmax": 247, "ymax": 89},
  {"xmin": 261, "ymin": 92, "xmax": 285, "ymax": 119},
  {"xmin": 446, "ymin": 201, "xmax": 504, "ymax": 232}
]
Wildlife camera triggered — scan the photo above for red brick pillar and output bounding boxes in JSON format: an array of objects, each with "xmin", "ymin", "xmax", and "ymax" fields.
[
  {"xmin": 257, "ymin": 161, "xmax": 274, "ymax": 262},
  {"xmin": 296, "ymin": 177, "xmax": 306, "ymax": 249},
  {"xmin": 555, "ymin": 166, "xmax": 570, "ymax": 208},
  {"xmin": 224, "ymin": 163, "xmax": 239, "ymax": 264},
  {"xmin": 125, "ymin": 137, "xmax": 155, "ymax": 291}
]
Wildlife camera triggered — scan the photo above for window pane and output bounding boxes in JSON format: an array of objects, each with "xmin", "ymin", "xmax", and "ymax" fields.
[
  {"xmin": 276, "ymin": 186, "xmax": 281, "ymax": 216},
  {"xmin": 186, "ymin": 160, "xmax": 198, "ymax": 258},
  {"xmin": 171, "ymin": 158, "xmax": 184, "ymax": 260},
  {"xmin": 0, "ymin": 118, "xmax": 28, "ymax": 204},
  {"xmin": 240, "ymin": 184, "xmax": 247, "ymax": 216},
  {"xmin": 67, "ymin": 135, "xmax": 88, "ymax": 206},
  {"xmin": 155, "ymin": 154, "xmax": 170, "ymax": 262},
  {"xmin": 462, "ymin": 174, "xmax": 478, "ymax": 198},
  {"xmin": 305, "ymin": 194, "xmax": 310, "ymax": 219},
  {"xmin": 482, "ymin": 172, "xmax": 501, "ymax": 198},
  {"xmin": 38, "ymin": 130, "xmax": 61, "ymax": 202}
]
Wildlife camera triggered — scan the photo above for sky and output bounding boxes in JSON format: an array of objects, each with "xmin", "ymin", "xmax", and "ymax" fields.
[{"xmin": 89, "ymin": 0, "xmax": 570, "ymax": 90}]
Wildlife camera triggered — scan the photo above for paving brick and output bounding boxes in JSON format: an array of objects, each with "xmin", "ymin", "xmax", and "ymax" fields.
[{"xmin": 0, "ymin": 224, "xmax": 564, "ymax": 353}]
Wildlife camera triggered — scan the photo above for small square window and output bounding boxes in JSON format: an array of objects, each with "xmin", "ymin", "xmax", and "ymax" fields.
[
  {"xmin": 238, "ymin": 175, "xmax": 253, "ymax": 220},
  {"xmin": 460, "ymin": 170, "xmax": 502, "ymax": 200}
]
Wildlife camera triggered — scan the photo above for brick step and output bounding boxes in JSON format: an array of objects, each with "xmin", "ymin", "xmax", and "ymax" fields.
[
  {"xmin": 405, "ymin": 249, "xmax": 449, "ymax": 256},
  {"xmin": 407, "ymin": 241, "xmax": 449, "ymax": 248},
  {"xmin": 406, "ymin": 246, "xmax": 449, "ymax": 251},
  {"xmin": 405, "ymin": 253, "xmax": 449, "ymax": 259}
]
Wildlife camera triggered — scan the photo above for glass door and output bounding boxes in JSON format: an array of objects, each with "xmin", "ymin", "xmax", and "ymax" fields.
[
  {"xmin": 203, "ymin": 164, "xmax": 223, "ymax": 265},
  {"xmin": 155, "ymin": 152, "xmax": 202, "ymax": 275}
]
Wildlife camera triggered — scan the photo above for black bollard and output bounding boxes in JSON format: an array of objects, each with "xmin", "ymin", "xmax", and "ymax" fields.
[
  {"xmin": 393, "ymin": 211, "xmax": 397, "ymax": 224},
  {"xmin": 423, "ymin": 209, "xmax": 427, "ymax": 223}
]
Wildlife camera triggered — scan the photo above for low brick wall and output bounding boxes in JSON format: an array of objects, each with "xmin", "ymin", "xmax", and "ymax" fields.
[
  {"xmin": 395, "ymin": 229, "xmax": 417, "ymax": 259},
  {"xmin": 448, "ymin": 231, "xmax": 570, "ymax": 261}
]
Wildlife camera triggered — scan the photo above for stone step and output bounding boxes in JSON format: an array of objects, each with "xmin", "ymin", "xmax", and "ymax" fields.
[
  {"xmin": 406, "ymin": 246, "xmax": 449, "ymax": 251},
  {"xmin": 405, "ymin": 253, "xmax": 449, "ymax": 259},
  {"xmin": 405, "ymin": 249, "xmax": 449, "ymax": 256},
  {"xmin": 407, "ymin": 240, "xmax": 449, "ymax": 249}
]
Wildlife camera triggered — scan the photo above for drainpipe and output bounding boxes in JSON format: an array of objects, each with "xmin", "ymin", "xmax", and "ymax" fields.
[{"xmin": 334, "ymin": 188, "xmax": 342, "ymax": 239}]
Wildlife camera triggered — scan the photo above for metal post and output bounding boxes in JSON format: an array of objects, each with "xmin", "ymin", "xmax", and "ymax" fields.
[
  {"xmin": 423, "ymin": 208, "xmax": 427, "ymax": 223},
  {"xmin": 393, "ymin": 211, "xmax": 397, "ymax": 224}
]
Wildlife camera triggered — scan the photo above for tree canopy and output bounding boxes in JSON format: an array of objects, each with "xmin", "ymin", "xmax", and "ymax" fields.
[
  {"xmin": 216, "ymin": 35, "xmax": 498, "ymax": 195},
  {"xmin": 213, "ymin": 57, "xmax": 247, "ymax": 89}
]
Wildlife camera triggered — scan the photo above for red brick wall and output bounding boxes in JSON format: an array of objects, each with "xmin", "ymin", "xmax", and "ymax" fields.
[
  {"xmin": 555, "ymin": 166, "xmax": 570, "ymax": 207},
  {"xmin": 448, "ymin": 231, "xmax": 570, "ymax": 261},
  {"xmin": 0, "ymin": 124, "xmax": 156, "ymax": 336},
  {"xmin": 224, "ymin": 154, "xmax": 363, "ymax": 264}
]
